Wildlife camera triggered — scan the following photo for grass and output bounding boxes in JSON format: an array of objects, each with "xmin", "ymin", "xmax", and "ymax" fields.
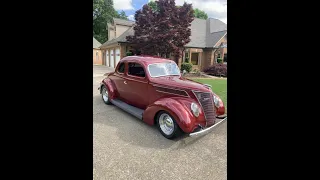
[{"xmin": 191, "ymin": 78, "xmax": 227, "ymax": 112}]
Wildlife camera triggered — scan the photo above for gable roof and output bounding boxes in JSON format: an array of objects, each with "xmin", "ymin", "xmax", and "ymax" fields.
[
  {"xmin": 100, "ymin": 18, "xmax": 227, "ymax": 49},
  {"xmin": 184, "ymin": 18, "xmax": 207, "ymax": 48},
  {"xmin": 206, "ymin": 30, "xmax": 227, "ymax": 47},
  {"xmin": 113, "ymin": 18, "xmax": 135, "ymax": 26},
  {"xmin": 208, "ymin": 18, "xmax": 227, "ymax": 33},
  {"xmin": 100, "ymin": 26, "xmax": 134, "ymax": 48},
  {"xmin": 93, "ymin": 37, "xmax": 101, "ymax": 49}
]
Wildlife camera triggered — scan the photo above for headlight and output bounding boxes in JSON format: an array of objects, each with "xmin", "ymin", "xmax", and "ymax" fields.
[
  {"xmin": 191, "ymin": 102, "xmax": 200, "ymax": 117},
  {"xmin": 213, "ymin": 95, "xmax": 221, "ymax": 108}
]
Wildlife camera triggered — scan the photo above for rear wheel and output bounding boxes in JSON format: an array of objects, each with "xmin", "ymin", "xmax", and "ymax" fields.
[
  {"xmin": 101, "ymin": 86, "xmax": 112, "ymax": 105},
  {"xmin": 156, "ymin": 111, "xmax": 181, "ymax": 139}
]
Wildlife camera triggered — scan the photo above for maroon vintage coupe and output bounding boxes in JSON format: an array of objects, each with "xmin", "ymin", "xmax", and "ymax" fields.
[{"xmin": 98, "ymin": 56, "xmax": 227, "ymax": 139}]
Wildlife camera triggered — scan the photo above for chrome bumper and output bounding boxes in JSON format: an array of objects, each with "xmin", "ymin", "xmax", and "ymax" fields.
[{"xmin": 189, "ymin": 117, "xmax": 227, "ymax": 137}]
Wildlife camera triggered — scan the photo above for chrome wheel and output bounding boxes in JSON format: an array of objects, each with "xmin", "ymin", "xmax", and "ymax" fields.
[
  {"xmin": 159, "ymin": 113, "xmax": 174, "ymax": 135},
  {"xmin": 102, "ymin": 87, "xmax": 108, "ymax": 102}
]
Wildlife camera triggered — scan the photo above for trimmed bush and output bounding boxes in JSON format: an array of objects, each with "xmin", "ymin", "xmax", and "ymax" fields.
[
  {"xmin": 217, "ymin": 58, "xmax": 223, "ymax": 64},
  {"xmin": 126, "ymin": 51, "xmax": 133, "ymax": 56},
  {"xmin": 203, "ymin": 63, "xmax": 227, "ymax": 77},
  {"xmin": 181, "ymin": 63, "xmax": 193, "ymax": 73}
]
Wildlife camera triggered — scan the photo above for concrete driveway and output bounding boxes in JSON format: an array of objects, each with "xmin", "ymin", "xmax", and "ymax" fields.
[{"xmin": 93, "ymin": 65, "xmax": 227, "ymax": 180}]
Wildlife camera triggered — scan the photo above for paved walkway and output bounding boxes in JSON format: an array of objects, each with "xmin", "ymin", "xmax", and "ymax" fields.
[{"xmin": 93, "ymin": 65, "xmax": 114, "ymax": 77}]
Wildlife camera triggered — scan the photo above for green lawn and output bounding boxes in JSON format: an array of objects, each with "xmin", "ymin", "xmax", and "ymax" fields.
[{"xmin": 192, "ymin": 78, "xmax": 227, "ymax": 112}]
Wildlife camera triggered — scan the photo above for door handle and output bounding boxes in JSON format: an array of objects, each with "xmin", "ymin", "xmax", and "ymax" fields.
[{"xmin": 124, "ymin": 81, "xmax": 127, "ymax": 84}]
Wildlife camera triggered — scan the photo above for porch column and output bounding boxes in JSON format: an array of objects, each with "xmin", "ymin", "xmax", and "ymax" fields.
[
  {"xmin": 178, "ymin": 56, "xmax": 182, "ymax": 68},
  {"xmin": 211, "ymin": 49, "xmax": 217, "ymax": 65},
  {"xmin": 220, "ymin": 48, "xmax": 225, "ymax": 63},
  {"xmin": 182, "ymin": 50, "xmax": 185, "ymax": 63}
]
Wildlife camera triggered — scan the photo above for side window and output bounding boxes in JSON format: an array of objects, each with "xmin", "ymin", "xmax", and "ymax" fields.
[
  {"xmin": 128, "ymin": 62, "xmax": 145, "ymax": 77},
  {"xmin": 117, "ymin": 62, "xmax": 125, "ymax": 73}
]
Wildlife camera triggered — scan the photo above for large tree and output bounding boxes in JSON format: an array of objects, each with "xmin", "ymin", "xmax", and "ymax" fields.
[
  {"xmin": 148, "ymin": 1, "xmax": 207, "ymax": 19},
  {"xmin": 93, "ymin": 0, "xmax": 129, "ymax": 43},
  {"xmin": 194, "ymin": 8, "xmax": 208, "ymax": 20},
  {"xmin": 127, "ymin": 0, "xmax": 194, "ymax": 62},
  {"xmin": 118, "ymin": 10, "xmax": 129, "ymax": 20}
]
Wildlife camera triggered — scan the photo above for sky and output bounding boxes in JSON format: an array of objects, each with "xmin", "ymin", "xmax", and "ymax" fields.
[{"xmin": 113, "ymin": 0, "xmax": 227, "ymax": 23}]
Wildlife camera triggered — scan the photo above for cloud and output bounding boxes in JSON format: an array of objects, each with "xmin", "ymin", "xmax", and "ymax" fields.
[
  {"xmin": 177, "ymin": 0, "xmax": 227, "ymax": 23},
  {"xmin": 113, "ymin": 0, "xmax": 134, "ymax": 10},
  {"xmin": 128, "ymin": 14, "xmax": 135, "ymax": 21}
]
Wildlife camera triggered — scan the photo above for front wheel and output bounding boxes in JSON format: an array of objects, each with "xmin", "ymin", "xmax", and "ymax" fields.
[
  {"xmin": 101, "ymin": 86, "xmax": 112, "ymax": 105},
  {"xmin": 156, "ymin": 111, "xmax": 181, "ymax": 139}
]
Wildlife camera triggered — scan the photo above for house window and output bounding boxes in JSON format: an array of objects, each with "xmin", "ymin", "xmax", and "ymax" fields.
[
  {"xmin": 184, "ymin": 52, "xmax": 189, "ymax": 62},
  {"xmin": 128, "ymin": 62, "xmax": 145, "ymax": 77},
  {"xmin": 224, "ymin": 53, "xmax": 227, "ymax": 63},
  {"xmin": 191, "ymin": 53, "xmax": 199, "ymax": 65},
  {"xmin": 117, "ymin": 62, "xmax": 125, "ymax": 73}
]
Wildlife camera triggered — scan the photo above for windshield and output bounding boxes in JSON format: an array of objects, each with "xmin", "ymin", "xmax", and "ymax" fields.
[{"xmin": 148, "ymin": 62, "xmax": 181, "ymax": 77}]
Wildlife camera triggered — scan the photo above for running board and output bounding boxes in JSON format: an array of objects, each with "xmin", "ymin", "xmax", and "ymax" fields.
[{"xmin": 110, "ymin": 99, "xmax": 144, "ymax": 120}]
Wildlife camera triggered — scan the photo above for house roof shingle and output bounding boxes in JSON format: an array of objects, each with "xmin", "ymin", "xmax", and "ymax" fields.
[
  {"xmin": 209, "ymin": 18, "xmax": 227, "ymax": 33},
  {"xmin": 93, "ymin": 37, "xmax": 101, "ymax": 49},
  {"xmin": 100, "ymin": 18, "xmax": 227, "ymax": 49},
  {"xmin": 113, "ymin": 18, "xmax": 135, "ymax": 26},
  {"xmin": 185, "ymin": 18, "xmax": 207, "ymax": 48},
  {"xmin": 206, "ymin": 30, "xmax": 227, "ymax": 48}
]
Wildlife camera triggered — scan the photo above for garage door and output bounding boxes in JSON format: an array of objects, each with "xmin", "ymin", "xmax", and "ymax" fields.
[
  {"xmin": 115, "ymin": 48, "xmax": 120, "ymax": 67},
  {"xmin": 110, "ymin": 49, "xmax": 114, "ymax": 68},
  {"xmin": 105, "ymin": 50, "xmax": 109, "ymax": 67}
]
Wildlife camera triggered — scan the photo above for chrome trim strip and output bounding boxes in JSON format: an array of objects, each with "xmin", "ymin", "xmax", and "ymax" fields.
[
  {"xmin": 155, "ymin": 90, "xmax": 189, "ymax": 97},
  {"xmin": 152, "ymin": 84, "xmax": 190, "ymax": 97},
  {"xmin": 124, "ymin": 77, "xmax": 148, "ymax": 84},
  {"xmin": 189, "ymin": 117, "xmax": 227, "ymax": 137}
]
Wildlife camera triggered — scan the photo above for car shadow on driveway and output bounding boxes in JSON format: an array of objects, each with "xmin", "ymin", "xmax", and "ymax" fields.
[{"xmin": 93, "ymin": 95, "xmax": 216, "ymax": 150}]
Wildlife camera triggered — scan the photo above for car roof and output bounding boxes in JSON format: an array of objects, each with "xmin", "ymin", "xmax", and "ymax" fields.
[{"xmin": 119, "ymin": 56, "xmax": 175, "ymax": 66}]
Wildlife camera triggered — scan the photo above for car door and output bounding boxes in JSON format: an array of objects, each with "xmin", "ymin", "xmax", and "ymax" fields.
[
  {"xmin": 112, "ymin": 61, "xmax": 128, "ymax": 101},
  {"xmin": 122, "ymin": 61, "xmax": 149, "ymax": 109}
]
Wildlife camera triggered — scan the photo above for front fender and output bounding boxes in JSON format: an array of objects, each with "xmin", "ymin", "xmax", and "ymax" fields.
[
  {"xmin": 100, "ymin": 78, "xmax": 117, "ymax": 100},
  {"xmin": 143, "ymin": 97, "xmax": 206, "ymax": 133}
]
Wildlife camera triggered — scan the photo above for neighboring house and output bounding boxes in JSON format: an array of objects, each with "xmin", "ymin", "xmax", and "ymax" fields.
[
  {"xmin": 93, "ymin": 37, "xmax": 103, "ymax": 65},
  {"xmin": 100, "ymin": 17, "xmax": 227, "ymax": 70}
]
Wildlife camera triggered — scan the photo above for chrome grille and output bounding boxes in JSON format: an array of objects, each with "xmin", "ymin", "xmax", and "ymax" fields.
[{"xmin": 193, "ymin": 91, "xmax": 216, "ymax": 126}]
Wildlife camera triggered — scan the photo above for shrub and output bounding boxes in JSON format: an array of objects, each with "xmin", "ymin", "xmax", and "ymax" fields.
[
  {"xmin": 185, "ymin": 57, "xmax": 189, "ymax": 63},
  {"xmin": 203, "ymin": 63, "xmax": 227, "ymax": 77},
  {"xmin": 181, "ymin": 63, "xmax": 193, "ymax": 73},
  {"xmin": 217, "ymin": 58, "xmax": 223, "ymax": 64},
  {"xmin": 126, "ymin": 51, "xmax": 133, "ymax": 56}
]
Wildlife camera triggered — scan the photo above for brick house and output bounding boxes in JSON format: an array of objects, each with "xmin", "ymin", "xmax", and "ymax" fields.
[
  {"xmin": 99, "ymin": 17, "xmax": 227, "ymax": 70},
  {"xmin": 93, "ymin": 37, "xmax": 103, "ymax": 65}
]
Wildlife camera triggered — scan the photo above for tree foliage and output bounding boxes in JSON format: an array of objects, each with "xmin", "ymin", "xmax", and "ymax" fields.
[
  {"xmin": 118, "ymin": 10, "xmax": 129, "ymax": 20},
  {"xmin": 147, "ymin": 1, "xmax": 159, "ymax": 12},
  {"xmin": 93, "ymin": 0, "xmax": 129, "ymax": 43},
  {"xmin": 148, "ymin": 1, "xmax": 208, "ymax": 20},
  {"xmin": 127, "ymin": 0, "xmax": 194, "ymax": 62},
  {"xmin": 194, "ymin": 8, "xmax": 208, "ymax": 20}
]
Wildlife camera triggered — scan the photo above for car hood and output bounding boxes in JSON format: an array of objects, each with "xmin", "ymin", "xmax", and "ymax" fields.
[{"xmin": 150, "ymin": 76, "xmax": 210, "ymax": 92}]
